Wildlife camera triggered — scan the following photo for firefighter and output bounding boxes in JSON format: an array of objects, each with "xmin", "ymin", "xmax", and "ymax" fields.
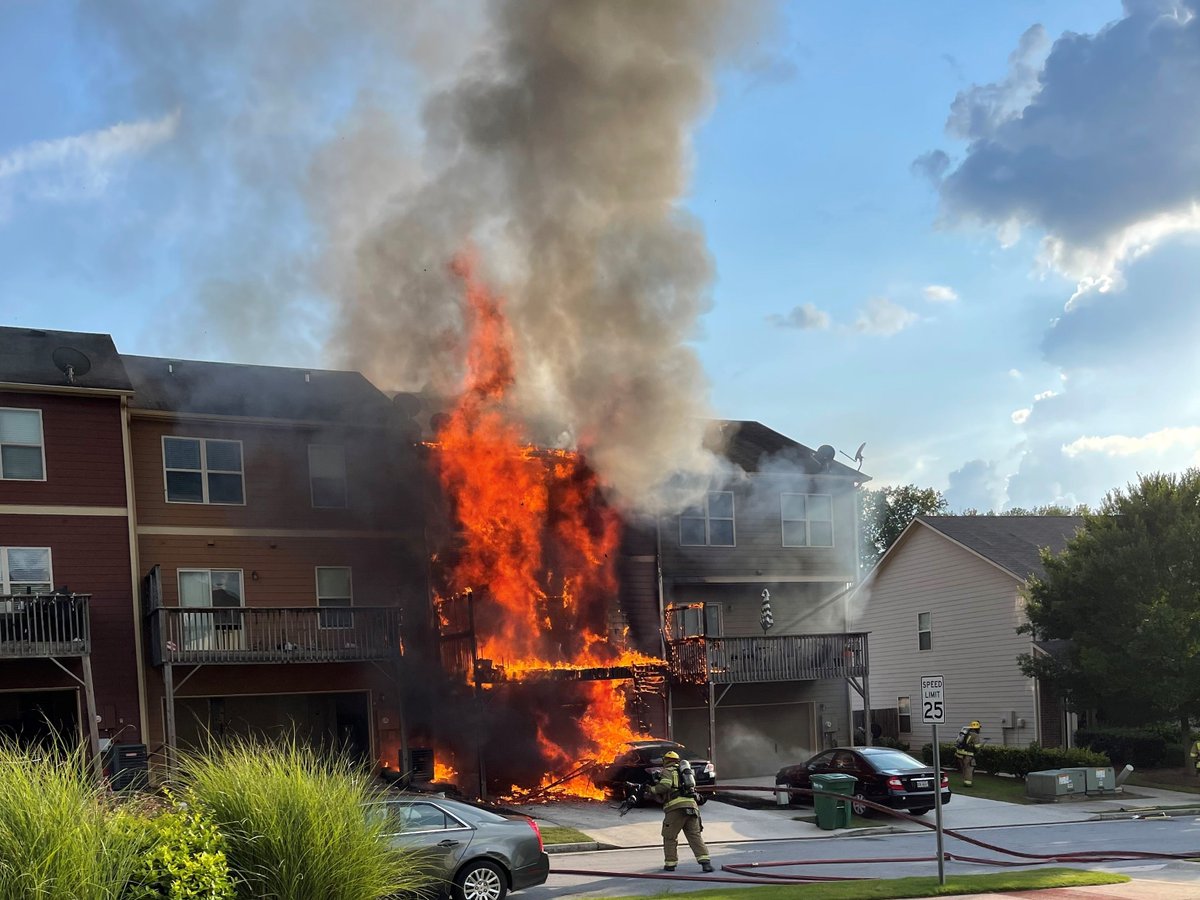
[
  {"xmin": 955, "ymin": 721, "xmax": 982, "ymax": 786},
  {"xmin": 1189, "ymin": 736, "xmax": 1200, "ymax": 777},
  {"xmin": 650, "ymin": 750, "xmax": 713, "ymax": 873}
]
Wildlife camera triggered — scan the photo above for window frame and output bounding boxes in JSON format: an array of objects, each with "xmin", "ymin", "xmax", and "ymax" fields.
[
  {"xmin": 0, "ymin": 407, "xmax": 47, "ymax": 482},
  {"xmin": 780, "ymin": 492, "xmax": 834, "ymax": 548},
  {"xmin": 315, "ymin": 566, "xmax": 353, "ymax": 630},
  {"xmin": 678, "ymin": 491, "xmax": 736, "ymax": 547},
  {"xmin": 918, "ymin": 611, "xmax": 932, "ymax": 651},
  {"xmin": 0, "ymin": 546, "xmax": 53, "ymax": 595},
  {"xmin": 308, "ymin": 444, "xmax": 348, "ymax": 509},
  {"xmin": 177, "ymin": 568, "xmax": 245, "ymax": 630},
  {"xmin": 162, "ymin": 436, "xmax": 246, "ymax": 506},
  {"xmin": 897, "ymin": 696, "xmax": 912, "ymax": 733}
]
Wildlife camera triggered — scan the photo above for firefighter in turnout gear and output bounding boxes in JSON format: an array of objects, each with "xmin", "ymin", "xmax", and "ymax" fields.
[
  {"xmin": 955, "ymin": 721, "xmax": 982, "ymax": 786},
  {"xmin": 650, "ymin": 751, "xmax": 713, "ymax": 873},
  {"xmin": 1189, "ymin": 737, "xmax": 1200, "ymax": 777}
]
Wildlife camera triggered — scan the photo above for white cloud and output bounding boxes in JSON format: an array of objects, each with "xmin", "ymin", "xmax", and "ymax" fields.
[
  {"xmin": 853, "ymin": 297, "xmax": 917, "ymax": 336},
  {"xmin": 1011, "ymin": 408, "xmax": 1031, "ymax": 425},
  {"xmin": 767, "ymin": 302, "xmax": 830, "ymax": 330},
  {"xmin": 1033, "ymin": 389, "xmax": 1057, "ymax": 402},
  {"xmin": 1062, "ymin": 426, "xmax": 1200, "ymax": 459},
  {"xmin": 923, "ymin": 284, "xmax": 959, "ymax": 303},
  {"xmin": 0, "ymin": 110, "xmax": 179, "ymax": 211},
  {"xmin": 1008, "ymin": 368, "xmax": 1022, "ymax": 379}
]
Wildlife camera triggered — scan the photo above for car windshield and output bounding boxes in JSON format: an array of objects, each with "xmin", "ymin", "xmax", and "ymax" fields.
[{"xmin": 864, "ymin": 750, "xmax": 926, "ymax": 770}]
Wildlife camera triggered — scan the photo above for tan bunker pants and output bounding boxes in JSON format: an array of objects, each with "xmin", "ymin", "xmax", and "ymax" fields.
[{"xmin": 662, "ymin": 806, "xmax": 709, "ymax": 866}]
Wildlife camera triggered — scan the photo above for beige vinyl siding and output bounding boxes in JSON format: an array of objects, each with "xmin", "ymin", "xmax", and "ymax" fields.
[{"xmin": 854, "ymin": 524, "xmax": 1038, "ymax": 750}]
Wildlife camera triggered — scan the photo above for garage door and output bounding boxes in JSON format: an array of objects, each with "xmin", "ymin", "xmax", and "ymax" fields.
[{"xmin": 674, "ymin": 700, "xmax": 816, "ymax": 779}]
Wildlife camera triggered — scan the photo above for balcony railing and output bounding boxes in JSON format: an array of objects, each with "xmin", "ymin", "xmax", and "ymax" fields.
[
  {"xmin": 147, "ymin": 606, "xmax": 401, "ymax": 666},
  {"xmin": 667, "ymin": 632, "xmax": 868, "ymax": 684},
  {"xmin": 0, "ymin": 594, "xmax": 91, "ymax": 659}
]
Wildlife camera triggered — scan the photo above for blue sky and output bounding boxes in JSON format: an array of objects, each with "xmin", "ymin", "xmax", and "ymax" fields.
[{"xmin": 2, "ymin": 1, "xmax": 1198, "ymax": 511}]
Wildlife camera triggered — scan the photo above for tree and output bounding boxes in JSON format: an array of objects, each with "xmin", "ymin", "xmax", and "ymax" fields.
[
  {"xmin": 860, "ymin": 484, "xmax": 948, "ymax": 571},
  {"xmin": 959, "ymin": 503, "xmax": 1091, "ymax": 516},
  {"xmin": 1018, "ymin": 470, "xmax": 1200, "ymax": 737}
]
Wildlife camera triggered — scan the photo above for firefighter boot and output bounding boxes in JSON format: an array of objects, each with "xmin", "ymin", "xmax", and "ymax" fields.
[{"xmin": 701, "ymin": 861, "xmax": 714, "ymax": 873}]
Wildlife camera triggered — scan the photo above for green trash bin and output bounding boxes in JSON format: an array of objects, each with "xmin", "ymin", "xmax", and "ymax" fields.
[{"xmin": 810, "ymin": 772, "xmax": 857, "ymax": 830}]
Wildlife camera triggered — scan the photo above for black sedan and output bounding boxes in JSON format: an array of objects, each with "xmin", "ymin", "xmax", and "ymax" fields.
[
  {"xmin": 775, "ymin": 746, "xmax": 950, "ymax": 816},
  {"xmin": 592, "ymin": 740, "xmax": 715, "ymax": 805},
  {"xmin": 368, "ymin": 795, "xmax": 549, "ymax": 900}
]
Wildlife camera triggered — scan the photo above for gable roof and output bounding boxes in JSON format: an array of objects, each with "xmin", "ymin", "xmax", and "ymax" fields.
[
  {"xmin": 709, "ymin": 420, "xmax": 869, "ymax": 480},
  {"xmin": 917, "ymin": 515, "xmax": 1085, "ymax": 581},
  {"xmin": 0, "ymin": 326, "xmax": 132, "ymax": 392},
  {"xmin": 121, "ymin": 355, "xmax": 394, "ymax": 423}
]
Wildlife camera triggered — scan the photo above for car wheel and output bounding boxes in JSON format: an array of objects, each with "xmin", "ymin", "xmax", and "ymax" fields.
[
  {"xmin": 454, "ymin": 859, "xmax": 507, "ymax": 900},
  {"xmin": 907, "ymin": 807, "xmax": 933, "ymax": 816},
  {"xmin": 851, "ymin": 792, "xmax": 873, "ymax": 817}
]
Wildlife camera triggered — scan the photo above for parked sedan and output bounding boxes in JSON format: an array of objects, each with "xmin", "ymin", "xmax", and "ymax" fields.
[
  {"xmin": 775, "ymin": 746, "xmax": 951, "ymax": 816},
  {"xmin": 369, "ymin": 795, "xmax": 549, "ymax": 900},
  {"xmin": 592, "ymin": 740, "xmax": 715, "ymax": 805}
]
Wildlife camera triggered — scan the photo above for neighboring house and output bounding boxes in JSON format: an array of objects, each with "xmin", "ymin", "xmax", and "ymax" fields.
[
  {"xmin": 632, "ymin": 421, "xmax": 872, "ymax": 779},
  {"xmin": 121, "ymin": 355, "xmax": 428, "ymax": 773},
  {"xmin": 852, "ymin": 515, "xmax": 1084, "ymax": 752},
  {"xmin": 0, "ymin": 327, "xmax": 141, "ymax": 765}
]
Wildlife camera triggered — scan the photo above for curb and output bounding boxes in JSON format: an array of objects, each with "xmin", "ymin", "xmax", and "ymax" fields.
[
  {"xmin": 1092, "ymin": 806, "xmax": 1200, "ymax": 821},
  {"xmin": 545, "ymin": 841, "xmax": 617, "ymax": 854}
]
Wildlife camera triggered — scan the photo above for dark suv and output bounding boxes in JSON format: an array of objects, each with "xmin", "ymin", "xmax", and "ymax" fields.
[{"xmin": 592, "ymin": 740, "xmax": 715, "ymax": 805}]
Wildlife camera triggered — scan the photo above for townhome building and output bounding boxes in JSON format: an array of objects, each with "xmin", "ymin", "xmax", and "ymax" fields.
[
  {"xmin": 122, "ymin": 355, "xmax": 429, "ymax": 774},
  {"xmin": 623, "ymin": 421, "xmax": 872, "ymax": 779},
  {"xmin": 0, "ymin": 327, "xmax": 142, "ymax": 767}
]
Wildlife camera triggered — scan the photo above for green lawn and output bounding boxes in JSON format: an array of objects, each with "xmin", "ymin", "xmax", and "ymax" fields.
[
  {"xmin": 944, "ymin": 770, "xmax": 1035, "ymax": 804},
  {"xmin": 608, "ymin": 868, "xmax": 1127, "ymax": 900},
  {"xmin": 539, "ymin": 825, "xmax": 595, "ymax": 845},
  {"xmin": 1126, "ymin": 772, "xmax": 1200, "ymax": 794}
]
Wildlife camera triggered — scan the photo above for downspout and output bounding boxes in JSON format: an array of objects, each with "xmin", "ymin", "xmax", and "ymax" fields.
[
  {"xmin": 121, "ymin": 396, "xmax": 151, "ymax": 750},
  {"xmin": 656, "ymin": 516, "xmax": 671, "ymax": 739}
]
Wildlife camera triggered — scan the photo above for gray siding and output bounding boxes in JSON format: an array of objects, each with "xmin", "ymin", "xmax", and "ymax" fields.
[
  {"xmin": 854, "ymin": 524, "xmax": 1039, "ymax": 751},
  {"xmin": 664, "ymin": 581, "xmax": 850, "ymax": 636},
  {"xmin": 659, "ymin": 473, "xmax": 859, "ymax": 581}
]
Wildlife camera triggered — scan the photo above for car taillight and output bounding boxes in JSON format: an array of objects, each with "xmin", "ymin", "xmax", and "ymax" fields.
[
  {"xmin": 886, "ymin": 776, "xmax": 904, "ymax": 791},
  {"xmin": 941, "ymin": 774, "xmax": 949, "ymax": 788},
  {"xmin": 526, "ymin": 818, "xmax": 544, "ymax": 852}
]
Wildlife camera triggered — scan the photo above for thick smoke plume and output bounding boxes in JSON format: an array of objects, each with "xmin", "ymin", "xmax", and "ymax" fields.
[{"xmin": 322, "ymin": 0, "xmax": 773, "ymax": 509}]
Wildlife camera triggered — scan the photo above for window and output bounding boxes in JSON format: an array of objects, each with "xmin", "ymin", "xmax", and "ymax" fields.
[
  {"xmin": 316, "ymin": 566, "xmax": 353, "ymax": 629},
  {"xmin": 179, "ymin": 569, "xmax": 244, "ymax": 629},
  {"xmin": 163, "ymin": 437, "xmax": 244, "ymax": 504},
  {"xmin": 898, "ymin": 696, "xmax": 912, "ymax": 733},
  {"xmin": 918, "ymin": 612, "xmax": 932, "ymax": 651},
  {"xmin": 308, "ymin": 445, "xmax": 348, "ymax": 508},
  {"xmin": 679, "ymin": 491, "xmax": 735, "ymax": 546},
  {"xmin": 671, "ymin": 603, "xmax": 721, "ymax": 639},
  {"xmin": 781, "ymin": 493, "xmax": 834, "ymax": 547},
  {"xmin": 1, "ymin": 547, "xmax": 52, "ymax": 594},
  {"xmin": 0, "ymin": 408, "xmax": 45, "ymax": 480}
]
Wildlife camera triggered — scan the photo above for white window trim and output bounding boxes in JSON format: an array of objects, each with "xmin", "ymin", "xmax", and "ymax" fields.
[
  {"xmin": 308, "ymin": 444, "xmax": 348, "ymax": 509},
  {"xmin": 162, "ymin": 436, "xmax": 247, "ymax": 506},
  {"xmin": 918, "ymin": 611, "xmax": 932, "ymax": 651},
  {"xmin": 678, "ymin": 491, "xmax": 736, "ymax": 547},
  {"xmin": 0, "ymin": 546, "xmax": 54, "ymax": 595},
  {"xmin": 315, "ymin": 566, "xmax": 354, "ymax": 630},
  {"xmin": 780, "ymin": 492, "xmax": 834, "ymax": 548},
  {"xmin": 0, "ymin": 407, "xmax": 47, "ymax": 482}
]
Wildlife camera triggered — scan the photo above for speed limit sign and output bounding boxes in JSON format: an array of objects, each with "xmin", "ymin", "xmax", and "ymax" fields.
[{"xmin": 921, "ymin": 674, "xmax": 945, "ymax": 724}]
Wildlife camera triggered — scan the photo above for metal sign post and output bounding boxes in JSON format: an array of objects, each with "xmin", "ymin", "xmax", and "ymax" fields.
[{"xmin": 921, "ymin": 674, "xmax": 946, "ymax": 885}]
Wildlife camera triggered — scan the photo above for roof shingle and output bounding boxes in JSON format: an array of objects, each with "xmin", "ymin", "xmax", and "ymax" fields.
[{"xmin": 917, "ymin": 515, "xmax": 1085, "ymax": 580}]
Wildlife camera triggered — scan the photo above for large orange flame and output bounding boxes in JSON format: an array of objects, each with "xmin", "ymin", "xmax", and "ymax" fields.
[{"xmin": 432, "ymin": 255, "xmax": 655, "ymax": 798}]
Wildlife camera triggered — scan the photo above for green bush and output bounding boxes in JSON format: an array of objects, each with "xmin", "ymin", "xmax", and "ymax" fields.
[
  {"xmin": 0, "ymin": 739, "xmax": 141, "ymax": 900},
  {"xmin": 922, "ymin": 742, "xmax": 1109, "ymax": 777},
  {"xmin": 114, "ymin": 794, "xmax": 236, "ymax": 900},
  {"xmin": 176, "ymin": 737, "xmax": 433, "ymax": 900},
  {"xmin": 877, "ymin": 736, "xmax": 910, "ymax": 751},
  {"xmin": 1075, "ymin": 728, "xmax": 1169, "ymax": 768}
]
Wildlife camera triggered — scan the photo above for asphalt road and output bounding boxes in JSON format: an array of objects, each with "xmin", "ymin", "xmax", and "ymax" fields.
[{"xmin": 522, "ymin": 817, "xmax": 1200, "ymax": 898}]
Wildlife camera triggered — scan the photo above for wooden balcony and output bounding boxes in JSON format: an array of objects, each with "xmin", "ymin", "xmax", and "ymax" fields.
[
  {"xmin": 667, "ymin": 632, "xmax": 868, "ymax": 684},
  {"xmin": 147, "ymin": 606, "xmax": 401, "ymax": 666},
  {"xmin": 0, "ymin": 594, "xmax": 91, "ymax": 659}
]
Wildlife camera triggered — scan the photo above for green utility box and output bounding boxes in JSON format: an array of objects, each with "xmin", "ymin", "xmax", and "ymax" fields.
[
  {"xmin": 810, "ymin": 772, "xmax": 857, "ymax": 830},
  {"xmin": 1026, "ymin": 768, "xmax": 1086, "ymax": 800},
  {"xmin": 1085, "ymin": 766, "xmax": 1116, "ymax": 794}
]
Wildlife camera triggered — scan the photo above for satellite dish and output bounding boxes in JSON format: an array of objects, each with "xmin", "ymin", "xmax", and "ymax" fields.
[
  {"xmin": 815, "ymin": 445, "xmax": 836, "ymax": 470},
  {"xmin": 839, "ymin": 442, "xmax": 867, "ymax": 471},
  {"xmin": 51, "ymin": 347, "xmax": 91, "ymax": 385}
]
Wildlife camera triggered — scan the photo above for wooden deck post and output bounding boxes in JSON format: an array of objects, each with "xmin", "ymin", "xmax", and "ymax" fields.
[{"xmin": 81, "ymin": 655, "xmax": 103, "ymax": 781}]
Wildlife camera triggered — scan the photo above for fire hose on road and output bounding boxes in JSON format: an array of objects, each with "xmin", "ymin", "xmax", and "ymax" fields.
[{"xmin": 551, "ymin": 784, "xmax": 1200, "ymax": 886}]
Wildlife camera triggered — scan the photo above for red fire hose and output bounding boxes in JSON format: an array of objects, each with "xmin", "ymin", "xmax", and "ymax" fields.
[{"xmin": 551, "ymin": 784, "xmax": 1200, "ymax": 885}]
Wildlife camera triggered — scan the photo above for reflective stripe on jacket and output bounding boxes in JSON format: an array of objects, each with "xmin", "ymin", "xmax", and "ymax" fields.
[{"xmin": 650, "ymin": 765, "xmax": 698, "ymax": 812}]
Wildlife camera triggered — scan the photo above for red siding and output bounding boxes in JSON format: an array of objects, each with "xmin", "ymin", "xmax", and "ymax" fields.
[
  {"xmin": 0, "ymin": 516, "xmax": 139, "ymax": 742},
  {"xmin": 0, "ymin": 392, "xmax": 127, "ymax": 507}
]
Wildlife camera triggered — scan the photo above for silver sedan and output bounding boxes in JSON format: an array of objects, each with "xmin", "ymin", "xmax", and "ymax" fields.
[{"xmin": 369, "ymin": 795, "xmax": 550, "ymax": 900}]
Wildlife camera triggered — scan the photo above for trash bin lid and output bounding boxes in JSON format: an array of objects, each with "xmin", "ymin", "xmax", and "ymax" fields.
[{"xmin": 810, "ymin": 772, "xmax": 858, "ymax": 785}]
